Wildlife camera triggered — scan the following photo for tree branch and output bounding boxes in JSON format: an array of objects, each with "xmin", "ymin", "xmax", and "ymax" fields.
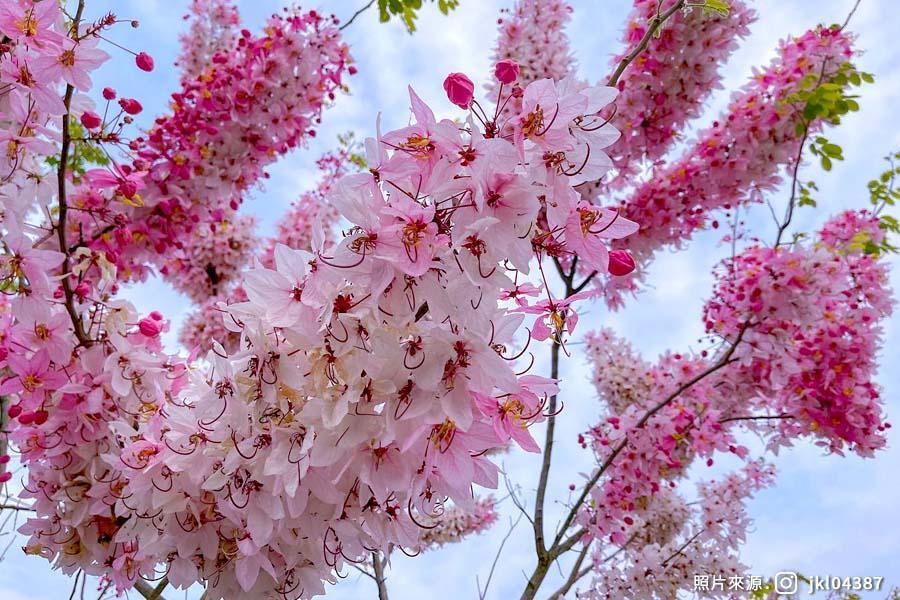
[
  {"xmin": 607, "ymin": 0, "xmax": 686, "ymax": 87},
  {"xmin": 551, "ymin": 323, "xmax": 749, "ymax": 559},
  {"xmin": 340, "ymin": 0, "xmax": 376, "ymax": 30},
  {"xmin": 56, "ymin": 0, "xmax": 91, "ymax": 347},
  {"xmin": 372, "ymin": 551, "xmax": 389, "ymax": 600}
]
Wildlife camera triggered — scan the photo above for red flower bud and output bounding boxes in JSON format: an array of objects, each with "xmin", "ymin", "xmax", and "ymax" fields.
[
  {"xmin": 7, "ymin": 404, "xmax": 22, "ymax": 418},
  {"xmin": 607, "ymin": 249, "xmax": 636, "ymax": 276},
  {"xmin": 33, "ymin": 410, "xmax": 49, "ymax": 425},
  {"xmin": 135, "ymin": 52, "xmax": 154, "ymax": 72},
  {"xmin": 119, "ymin": 98, "xmax": 143, "ymax": 115},
  {"xmin": 139, "ymin": 317, "xmax": 163, "ymax": 337},
  {"xmin": 80, "ymin": 111, "xmax": 102, "ymax": 130},
  {"xmin": 443, "ymin": 72, "xmax": 474, "ymax": 109},
  {"xmin": 494, "ymin": 59, "xmax": 520, "ymax": 84},
  {"xmin": 102, "ymin": 87, "xmax": 117, "ymax": 100},
  {"xmin": 0, "ymin": 472, "xmax": 11, "ymax": 483}
]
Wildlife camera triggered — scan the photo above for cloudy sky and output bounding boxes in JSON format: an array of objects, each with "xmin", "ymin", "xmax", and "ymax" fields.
[{"xmin": 2, "ymin": 0, "xmax": 899, "ymax": 598}]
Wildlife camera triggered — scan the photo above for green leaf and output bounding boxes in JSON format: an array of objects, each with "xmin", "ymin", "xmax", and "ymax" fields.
[{"xmin": 703, "ymin": 0, "xmax": 731, "ymax": 16}]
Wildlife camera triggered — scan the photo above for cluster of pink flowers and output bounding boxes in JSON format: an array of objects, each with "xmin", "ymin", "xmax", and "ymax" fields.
[
  {"xmin": 165, "ymin": 214, "xmax": 258, "ymax": 302},
  {"xmin": 585, "ymin": 461, "xmax": 775, "ymax": 599},
  {"xmin": 80, "ymin": 7, "xmax": 352, "ymax": 293},
  {"xmin": 262, "ymin": 147, "xmax": 356, "ymax": 266},
  {"xmin": 418, "ymin": 497, "xmax": 499, "ymax": 549},
  {"xmin": 584, "ymin": 328, "xmax": 654, "ymax": 414},
  {"xmin": 578, "ymin": 209, "xmax": 892, "ymax": 597},
  {"xmin": 177, "ymin": 0, "xmax": 241, "ymax": 81},
  {"xmin": 178, "ymin": 287, "xmax": 247, "ymax": 355},
  {"xmin": 5, "ymin": 9, "xmax": 642, "ymax": 586},
  {"xmin": 598, "ymin": 25, "xmax": 855, "ymax": 307},
  {"xmin": 487, "ymin": 0, "xmax": 574, "ymax": 117},
  {"xmin": 178, "ymin": 146, "xmax": 358, "ymax": 354},
  {"xmin": 705, "ymin": 210, "xmax": 893, "ymax": 456},
  {"xmin": 587, "ymin": 0, "xmax": 754, "ymax": 190}
]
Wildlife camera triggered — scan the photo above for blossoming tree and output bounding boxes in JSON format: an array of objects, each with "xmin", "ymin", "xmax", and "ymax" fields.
[{"xmin": 0, "ymin": 0, "xmax": 896, "ymax": 599}]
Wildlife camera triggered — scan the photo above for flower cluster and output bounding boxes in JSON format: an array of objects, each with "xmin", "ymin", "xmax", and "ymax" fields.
[
  {"xmin": 577, "ymin": 209, "xmax": 892, "ymax": 597},
  {"xmin": 177, "ymin": 0, "xmax": 241, "ymax": 81},
  {"xmin": 597, "ymin": 25, "xmax": 855, "ymax": 307},
  {"xmin": 584, "ymin": 328, "xmax": 654, "ymax": 415},
  {"xmin": 704, "ymin": 210, "xmax": 893, "ymax": 456},
  {"xmin": 585, "ymin": 461, "xmax": 775, "ymax": 599},
  {"xmin": 418, "ymin": 496, "xmax": 499, "ymax": 549},
  {"xmin": 179, "ymin": 146, "xmax": 359, "ymax": 354},
  {"xmin": 487, "ymin": 0, "xmax": 574, "ymax": 117},
  {"xmin": 583, "ymin": 0, "xmax": 754, "ymax": 192},
  {"xmin": 8, "ymin": 44, "xmax": 637, "ymax": 594},
  {"xmin": 163, "ymin": 214, "xmax": 258, "ymax": 302},
  {"xmin": 178, "ymin": 287, "xmax": 247, "ymax": 354},
  {"xmin": 81, "ymin": 7, "xmax": 352, "ymax": 291}
]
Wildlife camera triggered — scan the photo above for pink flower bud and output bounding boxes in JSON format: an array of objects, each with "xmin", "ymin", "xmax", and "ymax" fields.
[
  {"xmin": 102, "ymin": 87, "xmax": 117, "ymax": 100},
  {"xmin": 494, "ymin": 59, "xmax": 520, "ymax": 84},
  {"xmin": 139, "ymin": 317, "xmax": 163, "ymax": 337},
  {"xmin": 0, "ymin": 472, "xmax": 11, "ymax": 483},
  {"xmin": 0, "ymin": 455, "xmax": 9, "ymax": 464},
  {"xmin": 74, "ymin": 281, "xmax": 91, "ymax": 297},
  {"xmin": 135, "ymin": 52, "xmax": 154, "ymax": 72},
  {"xmin": 443, "ymin": 72, "xmax": 475, "ymax": 109},
  {"xmin": 149, "ymin": 311, "xmax": 164, "ymax": 321},
  {"xmin": 80, "ymin": 111, "xmax": 102, "ymax": 130},
  {"xmin": 607, "ymin": 250, "xmax": 636, "ymax": 276},
  {"xmin": 119, "ymin": 98, "xmax": 143, "ymax": 115}
]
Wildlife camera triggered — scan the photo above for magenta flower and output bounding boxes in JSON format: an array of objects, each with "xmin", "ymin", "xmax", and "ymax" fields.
[
  {"xmin": 443, "ymin": 72, "xmax": 474, "ymax": 109},
  {"xmin": 494, "ymin": 59, "xmax": 520, "ymax": 84},
  {"xmin": 135, "ymin": 51, "xmax": 155, "ymax": 72}
]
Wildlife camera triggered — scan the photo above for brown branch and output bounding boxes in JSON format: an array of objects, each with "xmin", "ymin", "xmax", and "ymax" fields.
[
  {"xmin": 133, "ymin": 580, "xmax": 166, "ymax": 600},
  {"xmin": 56, "ymin": 0, "xmax": 91, "ymax": 347},
  {"xmin": 372, "ymin": 551, "xmax": 389, "ymax": 600},
  {"xmin": 550, "ymin": 323, "xmax": 749, "ymax": 561},
  {"xmin": 607, "ymin": 0, "xmax": 686, "ymax": 87},
  {"xmin": 340, "ymin": 0, "xmax": 376, "ymax": 30},
  {"xmin": 532, "ymin": 337, "xmax": 561, "ymax": 558}
]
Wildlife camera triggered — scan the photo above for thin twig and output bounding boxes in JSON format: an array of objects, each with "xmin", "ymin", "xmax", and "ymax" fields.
[
  {"xmin": 479, "ymin": 514, "xmax": 524, "ymax": 600},
  {"xmin": 607, "ymin": 0, "xmax": 686, "ymax": 87},
  {"xmin": 840, "ymin": 0, "xmax": 862, "ymax": 30},
  {"xmin": 340, "ymin": 0, "xmax": 376, "ymax": 30}
]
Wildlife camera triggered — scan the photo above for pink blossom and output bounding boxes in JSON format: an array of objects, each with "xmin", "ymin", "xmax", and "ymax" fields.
[
  {"xmin": 443, "ymin": 72, "xmax": 475, "ymax": 109},
  {"xmin": 494, "ymin": 59, "xmax": 520, "ymax": 84},
  {"xmin": 135, "ymin": 51, "xmax": 154, "ymax": 72}
]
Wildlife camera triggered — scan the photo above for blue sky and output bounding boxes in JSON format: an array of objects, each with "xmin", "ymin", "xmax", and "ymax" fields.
[{"xmin": 2, "ymin": 1, "xmax": 899, "ymax": 598}]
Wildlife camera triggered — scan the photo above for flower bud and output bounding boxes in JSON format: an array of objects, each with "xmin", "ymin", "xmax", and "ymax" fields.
[
  {"xmin": 139, "ymin": 317, "xmax": 163, "ymax": 337},
  {"xmin": 136, "ymin": 52, "xmax": 154, "ymax": 72},
  {"xmin": 119, "ymin": 98, "xmax": 143, "ymax": 115},
  {"xmin": 80, "ymin": 111, "xmax": 102, "ymax": 130},
  {"xmin": 608, "ymin": 249, "xmax": 636, "ymax": 276},
  {"xmin": 494, "ymin": 59, "xmax": 520, "ymax": 84},
  {"xmin": 0, "ymin": 472, "xmax": 11, "ymax": 483},
  {"xmin": 443, "ymin": 72, "xmax": 474, "ymax": 109},
  {"xmin": 102, "ymin": 87, "xmax": 117, "ymax": 100}
]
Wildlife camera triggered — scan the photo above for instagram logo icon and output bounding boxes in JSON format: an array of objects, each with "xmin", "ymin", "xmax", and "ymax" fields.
[{"xmin": 774, "ymin": 572, "xmax": 799, "ymax": 595}]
